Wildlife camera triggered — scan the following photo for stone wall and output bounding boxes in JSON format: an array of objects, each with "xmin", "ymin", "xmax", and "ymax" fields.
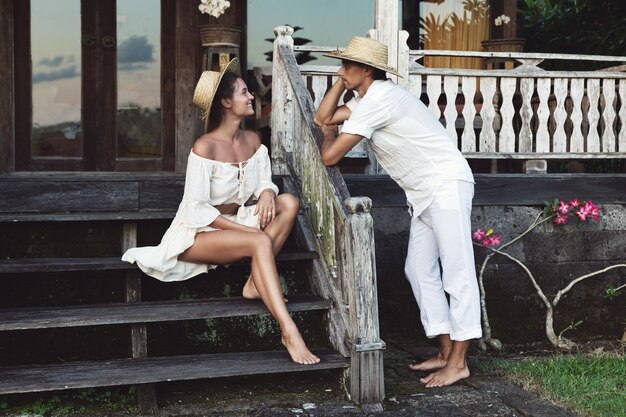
[{"xmin": 372, "ymin": 204, "xmax": 626, "ymax": 344}]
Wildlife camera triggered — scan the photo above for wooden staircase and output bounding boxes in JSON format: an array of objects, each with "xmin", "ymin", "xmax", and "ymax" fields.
[{"xmin": 0, "ymin": 174, "xmax": 354, "ymax": 412}]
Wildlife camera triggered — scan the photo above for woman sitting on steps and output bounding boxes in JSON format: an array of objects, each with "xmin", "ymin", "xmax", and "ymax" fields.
[{"xmin": 122, "ymin": 58, "xmax": 320, "ymax": 365}]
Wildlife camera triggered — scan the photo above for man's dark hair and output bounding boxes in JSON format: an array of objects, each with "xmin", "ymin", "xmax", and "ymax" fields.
[{"xmin": 344, "ymin": 60, "xmax": 387, "ymax": 80}]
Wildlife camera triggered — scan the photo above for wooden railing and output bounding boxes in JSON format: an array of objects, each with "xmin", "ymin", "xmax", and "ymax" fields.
[
  {"xmin": 296, "ymin": 38, "xmax": 626, "ymax": 173},
  {"xmin": 272, "ymin": 26, "xmax": 384, "ymax": 408}
]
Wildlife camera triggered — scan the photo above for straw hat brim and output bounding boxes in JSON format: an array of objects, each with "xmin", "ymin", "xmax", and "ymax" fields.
[
  {"xmin": 193, "ymin": 57, "xmax": 240, "ymax": 132},
  {"xmin": 324, "ymin": 50, "xmax": 401, "ymax": 77}
]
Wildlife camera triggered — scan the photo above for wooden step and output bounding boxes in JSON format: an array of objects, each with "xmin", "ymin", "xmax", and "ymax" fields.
[
  {"xmin": 0, "ymin": 250, "xmax": 318, "ymax": 273},
  {"xmin": 0, "ymin": 295, "xmax": 332, "ymax": 331},
  {"xmin": 0, "ymin": 349, "xmax": 349, "ymax": 394}
]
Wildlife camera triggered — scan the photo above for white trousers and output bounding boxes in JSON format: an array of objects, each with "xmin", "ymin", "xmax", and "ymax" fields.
[{"xmin": 404, "ymin": 179, "xmax": 482, "ymax": 341}]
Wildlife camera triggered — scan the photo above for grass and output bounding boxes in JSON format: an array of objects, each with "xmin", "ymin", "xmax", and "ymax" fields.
[{"xmin": 479, "ymin": 353, "xmax": 626, "ymax": 417}]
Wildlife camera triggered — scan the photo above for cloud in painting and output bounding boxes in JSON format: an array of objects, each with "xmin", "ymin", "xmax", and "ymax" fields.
[
  {"xmin": 117, "ymin": 35, "xmax": 155, "ymax": 71},
  {"xmin": 33, "ymin": 65, "xmax": 80, "ymax": 83}
]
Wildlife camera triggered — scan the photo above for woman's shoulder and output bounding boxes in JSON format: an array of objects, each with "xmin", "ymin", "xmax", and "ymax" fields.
[
  {"xmin": 240, "ymin": 130, "xmax": 262, "ymax": 151},
  {"xmin": 192, "ymin": 135, "xmax": 217, "ymax": 160}
]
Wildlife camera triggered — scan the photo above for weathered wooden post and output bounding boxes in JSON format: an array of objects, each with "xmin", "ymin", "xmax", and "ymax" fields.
[
  {"xmin": 343, "ymin": 197, "xmax": 385, "ymax": 410},
  {"xmin": 271, "ymin": 26, "xmax": 295, "ymax": 175}
]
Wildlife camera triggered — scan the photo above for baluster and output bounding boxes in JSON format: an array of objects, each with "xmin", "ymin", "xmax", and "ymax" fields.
[
  {"xmin": 311, "ymin": 75, "xmax": 327, "ymax": 110},
  {"xmin": 619, "ymin": 80, "xmax": 626, "ymax": 152},
  {"xmin": 461, "ymin": 76, "xmax": 477, "ymax": 152},
  {"xmin": 519, "ymin": 78, "xmax": 534, "ymax": 153},
  {"xmin": 409, "ymin": 74, "xmax": 422, "ymax": 99},
  {"xmin": 443, "ymin": 76, "xmax": 459, "ymax": 143},
  {"xmin": 586, "ymin": 79, "xmax": 601, "ymax": 152},
  {"xmin": 479, "ymin": 77, "xmax": 497, "ymax": 153},
  {"xmin": 553, "ymin": 78, "xmax": 568, "ymax": 152},
  {"xmin": 499, "ymin": 78, "xmax": 516, "ymax": 153},
  {"xmin": 569, "ymin": 78, "xmax": 585, "ymax": 152},
  {"xmin": 426, "ymin": 75, "xmax": 442, "ymax": 120},
  {"xmin": 536, "ymin": 78, "xmax": 551, "ymax": 153},
  {"xmin": 602, "ymin": 79, "xmax": 616, "ymax": 152}
]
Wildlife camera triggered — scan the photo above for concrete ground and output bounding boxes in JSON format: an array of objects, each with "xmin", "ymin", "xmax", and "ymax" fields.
[{"xmin": 149, "ymin": 338, "xmax": 579, "ymax": 417}]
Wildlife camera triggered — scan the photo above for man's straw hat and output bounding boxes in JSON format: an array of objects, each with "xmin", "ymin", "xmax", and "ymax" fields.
[
  {"xmin": 324, "ymin": 36, "xmax": 401, "ymax": 77},
  {"xmin": 193, "ymin": 57, "xmax": 240, "ymax": 130}
]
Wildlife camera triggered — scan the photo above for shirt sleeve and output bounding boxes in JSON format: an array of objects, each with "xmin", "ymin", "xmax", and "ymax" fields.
[
  {"xmin": 253, "ymin": 145, "xmax": 279, "ymax": 199},
  {"xmin": 177, "ymin": 153, "xmax": 221, "ymax": 227},
  {"xmin": 341, "ymin": 95, "xmax": 390, "ymax": 139}
]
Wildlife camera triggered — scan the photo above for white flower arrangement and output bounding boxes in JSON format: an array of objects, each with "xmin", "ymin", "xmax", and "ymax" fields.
[
  {"xmin": 198, "ymin": 0, "xmax": 231, "ymax": 18},
  {"xmin": 494, "ymin": 14, "xmax": 511, "ymax": 26}
]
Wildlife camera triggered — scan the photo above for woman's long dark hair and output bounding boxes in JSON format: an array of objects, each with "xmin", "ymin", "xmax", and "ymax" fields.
[{"xmin": 207, "ymin": 71, "xmax": 240, "ymax": 132}]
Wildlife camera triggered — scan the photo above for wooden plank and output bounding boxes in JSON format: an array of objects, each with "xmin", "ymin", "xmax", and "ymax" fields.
[
  {"xmin": 443, "ymin": 76, "xmax": 458, "ymax": 142},
  {"xmin": 161, "ymin": 0, "xmax": 176, "ymax": 171},
  {"xmin": 343, "ymin": 174, "xmax": 626, "ymax": 206},
  {"xmin": 535, "ymin": 78, "xmax": 551, "ymax": 153},
  {"xmin": 0, "ymin": 182, "xmax": 138, "ymax": 213},
  {"xmin": 498, "ymin": 78, "xmax": 516, "ymax": 152},
  {"xmin": 586, "ymin": 79, "xmax": 601, "ymax": 152},
  {"xmin": 460, "ymin": 77, "xmax": 477, "ymax": 152},
  {"xmin": 411, "ymin": 67, "xmax": 626, "ymax": 79},
  {"xmin": 478, "ymin": 77, "xmax": 497, "ymax": 152},
  {"xmin": 0, "ymin": 257, "xmax": 132, "ymax": 273},
  {"xmin": 408, "ymin": 74, "xmax": 422, "ymax": 99},
  {"xmin": 569, "ymin": 78, "xmax": 585, "ymax": 152},
  {"xmin": 139, "ymin": 178, "xmax": 184, "ymax": 211},
  {"xmin": 518, "ymin": 78, "xmax": 534, "ymax": 153},
  {"xmin": 0, "ymin": 211, "xmax": 176, "ymax": 223},
  {"xmin": 426, "ymin": 75, "xmax": 441, "ymax": 120},
  {"xmin": 13, "ymin": 0, "xmax": 31, "ymax": 171},
  {"xmin": 0, "ymin": 350, "xmax": 348, "ymax": 394},
  {"xmin": 620, "ymin": 80, "xmax": 626, "ymax": 152},
  {"xmin": 0, "ymin": 295, "xmax": 333, "ymax": 331},
  {"xmin": 407, "ymin": 49, "xmax": 626, "ymax": 63},
  {"xmin": 0, "ymin": 251, "xmax": 318, "ymax": 273},
  {"xmin": 0, "ymin": 0, "xmax": 15, "ymax": 174},
  {"xmin": 553, "ymin": 78, "xmax": 569, "ymax": 153},
  {"xmin": 601, "ymin": 79, "xmax": 616, "ymax": 152}
]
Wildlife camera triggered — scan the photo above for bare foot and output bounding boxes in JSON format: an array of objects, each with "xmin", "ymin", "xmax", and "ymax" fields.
[
  {"xmin": 281, "ymin": 330, "xmax": 320, "ymax": 365},
  {"xmin": 408, "ymin": 356, "xmax": 447, "ymax": 372},
  {"xmin": 419, "ymin": 363, "xmax": 470, "ymax": 388},
  {"xmin": 242, "ymin": 276, "xmax": 287, "ymax": 302}
]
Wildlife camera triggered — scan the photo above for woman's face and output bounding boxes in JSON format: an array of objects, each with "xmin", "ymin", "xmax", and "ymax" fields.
[{"xmin": 225, "ymin": 78, "xmax": 254, "ymax": 117}]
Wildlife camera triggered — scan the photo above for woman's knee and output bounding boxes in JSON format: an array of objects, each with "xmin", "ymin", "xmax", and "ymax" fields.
[
  {"xmin": 277, "ymin": 193, "xmax": 300, "ymax": 214},
  {"xmin": 251, "ymin": 232, "xmax": 273, "ymax": 252}
]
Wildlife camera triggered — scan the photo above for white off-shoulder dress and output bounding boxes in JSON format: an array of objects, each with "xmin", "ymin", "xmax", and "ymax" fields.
[{"xmin": 122, "ymin": 145, "xmax": 279, "ymax": 282}]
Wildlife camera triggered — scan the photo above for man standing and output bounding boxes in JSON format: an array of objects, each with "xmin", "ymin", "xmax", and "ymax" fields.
[{"xmin": 314, "ymin": 36, "xmax": 481, "ymax": 387}]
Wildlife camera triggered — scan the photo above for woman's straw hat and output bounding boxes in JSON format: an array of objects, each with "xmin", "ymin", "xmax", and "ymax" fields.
[
  {"xmin": 324, "ymin": 36, "xmax": 401, "ymax": 77},
  {"xmin": 193, "ymin": 57, "xmax": 240, "ymax": 130}
]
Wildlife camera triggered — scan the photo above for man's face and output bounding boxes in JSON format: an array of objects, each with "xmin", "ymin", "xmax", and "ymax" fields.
[{"xmin": 337, "ymin": 60, "xmax": 367, "ymax": 90}]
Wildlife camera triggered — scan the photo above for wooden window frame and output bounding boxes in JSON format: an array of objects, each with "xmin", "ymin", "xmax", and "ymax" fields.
[{"xmin": 10, "ymin": 0, "xmax": 175, "ymax": 172}]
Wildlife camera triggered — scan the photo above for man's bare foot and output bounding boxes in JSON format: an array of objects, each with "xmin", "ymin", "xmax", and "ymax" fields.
[
  {"xmin": 419, "ymin": 363, "xmax": 470, "ymax": 388},
  {"xmin": 408, "ymin": 356, "xmax": 447, "ymax": 372},
  {"xmin": 242, "ymin": 276, "xmax": 287, "ymax": 302},
  {"xmin": 281, "ymin": 330, "xmax": 320, "ymax": 365}
]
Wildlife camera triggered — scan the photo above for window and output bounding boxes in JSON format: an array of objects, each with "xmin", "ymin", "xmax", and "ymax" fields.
[{"xmin": 14, "ymin": 0, "xmax": 175, "ymax": 171}]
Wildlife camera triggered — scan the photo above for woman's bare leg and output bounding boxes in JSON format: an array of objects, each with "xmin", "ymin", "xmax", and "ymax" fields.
[
  {"xmin": 179, "ymin": 229, "xmax": 319, "ymax": 364},
  {"xmin": 243, "ymin": 193, "xmax": 299, "ymax": 299}
]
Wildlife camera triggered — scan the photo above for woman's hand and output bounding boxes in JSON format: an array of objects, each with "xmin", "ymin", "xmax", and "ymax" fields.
[{"xmin": 255, "ymin": 189, "xmax": 276, "ymax": 229}]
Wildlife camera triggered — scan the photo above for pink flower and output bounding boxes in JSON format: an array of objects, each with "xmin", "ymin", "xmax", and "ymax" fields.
[
  {"xmin": 480, "ymin": 234, "xmax": 501, "ymax": 247},
  {"xmin": 557, "ymin": 200, "xmax": 571, "ymax": 215},
  {"xmin": 554, "ymin": 213, "xmax": 568, "ymax": 225},
  {"xmin": 579, "ymin": 201, "xmax": 600, "ymax": 222},
  {"xmin": 575, "ymin": 208, "xmax": 588, "ymax": 221},
  {"xmin": 569, "ymin": 198, "xmax": 581, "ymax": 208},
  {"xmin": 472, "ymin": 228, "xmax": 486, "ymax": 241}
]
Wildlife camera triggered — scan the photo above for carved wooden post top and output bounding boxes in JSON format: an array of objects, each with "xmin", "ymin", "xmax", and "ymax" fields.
[
  {"xmin": 273, "ymin": 25, "xmax": 294, "ymax": 39},
  {"xmin": 345, "ymin": 197, "xmax": 372, "ymax": 214}
]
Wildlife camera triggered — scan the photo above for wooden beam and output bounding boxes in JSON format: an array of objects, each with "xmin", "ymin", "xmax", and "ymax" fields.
[
  {"xmin": 343, "ymin": 174, "xmax": 626, "ymax": 206},
  {"xmin": 0, "ymin": 0, "xmax": 15, "ymax": 173},
  {"xmin": 175, "ymin": 0, "xmax": 199, "ymax": 173}
]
